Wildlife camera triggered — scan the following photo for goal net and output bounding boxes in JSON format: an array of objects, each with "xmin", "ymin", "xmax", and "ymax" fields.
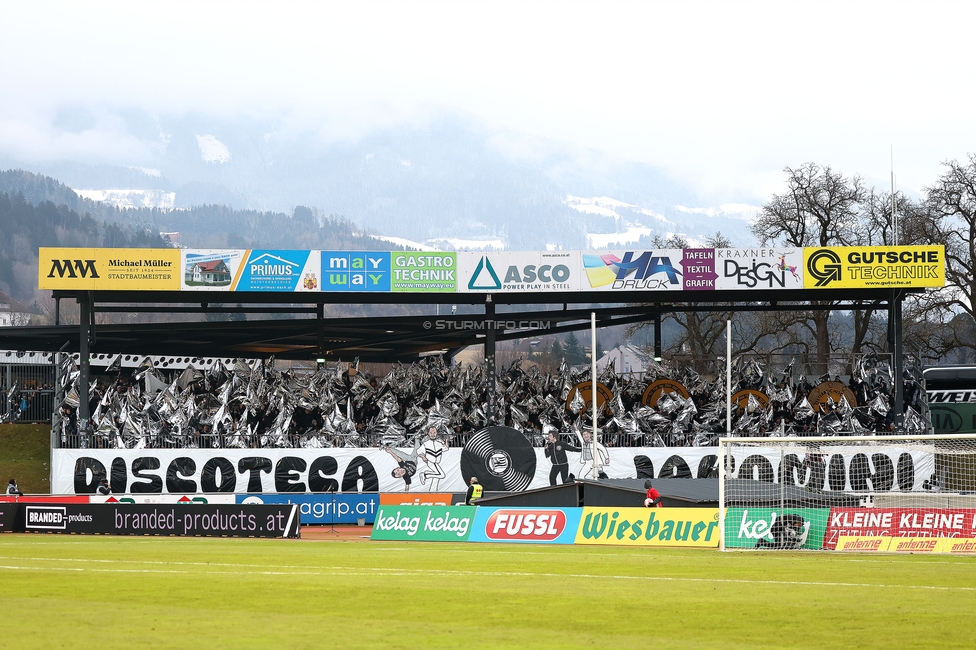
[{"xmin": 718, "ymin": 434, "xmax": 976, "ymax": 551}]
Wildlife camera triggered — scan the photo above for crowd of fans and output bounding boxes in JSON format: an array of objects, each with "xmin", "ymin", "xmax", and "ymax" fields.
[{"xmin": 51, "ymin": 350, "xmax": 927, "ymax": 450}]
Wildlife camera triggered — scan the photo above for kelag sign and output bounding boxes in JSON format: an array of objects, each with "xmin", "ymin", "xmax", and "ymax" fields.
[
  {"xmin": 371, "ymin": 505, "xmax": 474, "ymax": 541},
  {"xmin": 724, "ymin": 508, "xmax": 829, "ymax": 550},
  {"xmin": 237, "ymin": 493, "xmax": 378, "ymax": 524},
  {"xmin": 20, "ymin": 503, "xmax": 300, "ymax": 538}
]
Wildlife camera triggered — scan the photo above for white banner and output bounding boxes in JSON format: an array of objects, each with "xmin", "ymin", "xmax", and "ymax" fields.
[
  {"xmin": 456, "ymin": 251, "xmax": 579, "ymax": 293},
  {"xmin": 51, "ymin": 445, "xmax": 933, "ymax": 495}
]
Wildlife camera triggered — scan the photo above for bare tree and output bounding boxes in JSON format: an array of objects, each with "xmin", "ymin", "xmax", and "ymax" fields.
[
  {"xmin": 753, "ymin": 163, "xmax": 868, "ymax": 371},
  {"xmin": 923, "ymin": 155, "xmax": 976, "ymax": 356}
]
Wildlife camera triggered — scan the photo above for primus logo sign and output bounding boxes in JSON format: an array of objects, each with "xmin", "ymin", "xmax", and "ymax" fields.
[
  {"xmin": 582, "ymin": 250, "xmax": 682, "ymax": 291},
  {"xmin": 26, "ymin": 506, "xmax": 67, "ymax": 530},
  {"xmin": 237, "ymin": 250, "xmax": 318, "ymax": 292},
  {"xmin": 459, "ymin": 252, "xmax": 576, "ymax": 293}
]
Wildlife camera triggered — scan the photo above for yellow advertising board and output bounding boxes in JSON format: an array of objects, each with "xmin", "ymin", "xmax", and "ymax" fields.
[
  {"xmin": 574, "ymin": 507, "xmax": 720, "ymax": 547},
  {"xmin": 803, "ymin": 245, "xmax": 945, "ymax": 289},
  {"xmin": 836, "ymin": 536, "xmax": 976, "ymax": 553},
  {"xmin": 38, "ymin": 248, "xmax": 181, "ymax": 291}
]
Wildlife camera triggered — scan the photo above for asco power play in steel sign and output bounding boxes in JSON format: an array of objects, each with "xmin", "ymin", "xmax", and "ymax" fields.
[{"xmin": 468, "ymin": 507, "xmax": 582, "ymax": 544}]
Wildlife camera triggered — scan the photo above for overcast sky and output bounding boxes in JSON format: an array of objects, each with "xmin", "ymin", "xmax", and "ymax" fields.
[{"xmin": 2, "ymin": 0, "xmax": 974, "ymax": 200}]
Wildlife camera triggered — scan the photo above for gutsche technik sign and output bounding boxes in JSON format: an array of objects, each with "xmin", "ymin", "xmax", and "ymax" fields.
[{"xmin": 39, "ymin": 246, "xmax": 945, "ymax": 293}]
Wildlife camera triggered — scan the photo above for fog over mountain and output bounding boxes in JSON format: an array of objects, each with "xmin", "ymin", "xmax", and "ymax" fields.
[{"xmin": 0, "ymin": 110, "xmax": 759, "ymax": 251}]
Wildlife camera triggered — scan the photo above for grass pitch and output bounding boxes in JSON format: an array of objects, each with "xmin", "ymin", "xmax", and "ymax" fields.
[{"xmin": 1, "ymin": 534, "xmax": 973, "ymax": 649}]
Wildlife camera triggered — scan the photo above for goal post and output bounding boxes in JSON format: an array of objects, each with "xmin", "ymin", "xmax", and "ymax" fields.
[{"xmin": 718, "ymin": 434, "xmax": 976, "ymax": 551}]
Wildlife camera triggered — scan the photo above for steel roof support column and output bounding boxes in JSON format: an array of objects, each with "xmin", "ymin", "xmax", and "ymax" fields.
[
  {"xmin": 653, "ymin": 312, "xmax": 662, "ymax": 360},
  {"xmin": 78, "ymin": 292, "xmax": 91, "ymax": 442},
  {"xmin": 891, "ymin": 292, "xmax": 905, "ymax": 431},
  {"xmin": 485, "ymin": 296, "xmax": 496, "ymax": 425}
]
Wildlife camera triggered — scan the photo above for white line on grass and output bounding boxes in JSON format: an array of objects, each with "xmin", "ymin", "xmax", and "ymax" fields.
[{"xmin": 1, "ymin": 559, "xmax": 973, "ymax": 592}]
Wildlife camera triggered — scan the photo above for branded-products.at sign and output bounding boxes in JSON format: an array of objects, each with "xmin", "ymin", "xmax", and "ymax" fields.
[
  {"xmin": 391, "ymin": 252, "xmax": 457, "ymax": 292},
  {"xmin": 803, "ymin": 245, "xmax": 945, "ymax": 289},
  {"xmin": 823, "ymin": 507, "xmax": 976, "ymax": 549},
  {"xmin": 25, "ymin": 506, "xmax": 67, "ymax": 530},
  {"xmin": 236, "ymin": 250, "xmax": 320, "ymax": 292},
  {"xmin": 237, "ymin": 493, "xmax": 378, "ymax": 524},
  {"xmin": 321, "ymin": 251, "xmax": 390, "ymax": 292},
  {"xmin": 468, "ymin": 507, "xmax": 582, "ymax": 544},
  {"xmin": 457, "ymin": 251, "xmax": 578, "ymax": 293},
  {"xmin": 574, "ymin": 507, "xmax": 720, "ymax": 547},
  {"xmin": 723, "ymin": 508, "xmax": 829, "ymax": 549},
  {"xmin": 22, "ymin": 503, "xmax": 300, "ymax": 537},
  {"xmin": 714, "ymin": 248, "xmax": 803, "ymax": 290},
  {"xmin": 378, "ymin": 493, "xmax": 454, "ymax": 506},
  {"xmin": 39, "ymin": 247, "xmax": 181, "ymax": 291},
  {"xmin": 581, "ymin": 250, "xmax": 683, "ymax": 291},
  {"xmin": 370, "ymin": 505, "xmax": 474, "ymax": 541}
]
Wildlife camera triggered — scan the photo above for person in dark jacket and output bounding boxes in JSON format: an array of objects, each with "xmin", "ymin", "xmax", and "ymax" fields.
[
  {"xmin": 97, "ymin": 479, "xmax": 112, "ymax": 495},
  {"xmin": 544, "ymin": 433, "xmax": 580, "ymax": 485},
  {"xmin": 6, "ymin": 478, "xmax": 23, "ymax": 496}
]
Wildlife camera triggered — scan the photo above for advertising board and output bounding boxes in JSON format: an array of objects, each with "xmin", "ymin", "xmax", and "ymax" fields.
[
  {"xmin": 20, "ymin": 503, "xmax": 300, "ymax": 537},
  {"xmin": 38, "ymin": 247, "xmax": 181, "ymax": 291},
  {"xmin": 379, "ymin": 493, "xmax": 454, "ymax": 506},
  {"xmin": 581, "ymin": 250, "xmax": 684, "ymax": 292},
  {"xmin": 235, "ymin": 250, "xmax": 320, "ymax": 292},
  {"xmin": 237, "ymin": 493, "xmax": 379, "ymax": 524},
  {"xmin": 467, "ymin": 507, "xmax": 582, "ymax": 544},
  {"xmin": 457, "ymin": 251, "xmax": 578, "ymax": 293},
  {"xmin": 574, "ymin": 507, "xmax": 720, "ymax": 547},
  {"xmin": 823, "ymin": 507, "xmax": 976, "ymax": 549},
  {"xmin": 89, "ymin": 494, "xmax": 236, "ymax": 505},
  {"xmin": 836, "ymin": 536, "xmax": 976, "ymax": 553},
  {"xmin": 714, "ymin": 248, "xmax": 803, "ymax": 291},
  {"xmin": 0, "ymin": 502, "xmax": 16, "ymax": 532},
  {"xmin": 181, "ymin": 249, "xmax": 246, "ymax": 291},
  {"xmin": 370, "ymin": 505, "xmax": 474, "ymax": 541},
  {"xmin": 723, "ymin": 508, "xmax": 829, "ymax": 550},
  {"xmin": 391, "ymin": 252, "xmax": 457, "ymax": 292},
  {"xmin": 803, "ymin": 245, "xmax": 945, "ymax": 289},
  {"xmin": 321, "ymin": 251, "xmax": 390, "ymax": 292}
]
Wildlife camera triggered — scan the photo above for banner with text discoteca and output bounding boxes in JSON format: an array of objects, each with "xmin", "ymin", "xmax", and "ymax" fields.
[
  {"xmin": 53, "ymin": 443, "xmax": 935, "ymax": 496},
  {"xmin": 39, "ymin": 246, "xmax": 945, "ymax": 293}
]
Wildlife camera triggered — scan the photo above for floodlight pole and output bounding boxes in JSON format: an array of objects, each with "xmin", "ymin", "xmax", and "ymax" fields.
[
  {"xmin": 591, "ymin": 311, "xmax": 599, "ymax": 479},
  {"xmin": 726, "ymin": 319, "xmax": 732, "ymax": 436}
]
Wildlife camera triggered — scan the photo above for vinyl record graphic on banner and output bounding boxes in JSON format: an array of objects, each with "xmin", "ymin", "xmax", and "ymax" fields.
[
  {"xmin": 642, "ymin": 379, "xmax": 691, "ymax": 408},
  {"xmin": 807, "ymin": 382, "xmax": 858, "ymax": 413},
  {"xmin": 565, "ymin": 382, "xmax": 614, "ymax": 415},
  {"xmin": 460, "ymin": 426, "xmax": 536, "ymax": 491},
  {"xmin": 730, "ymin": 389, "xmax": 769, "ymax": 416}
]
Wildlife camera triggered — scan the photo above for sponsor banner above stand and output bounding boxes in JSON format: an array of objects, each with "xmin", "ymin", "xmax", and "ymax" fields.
[
  {"xmin": 724, "ymin": 508, "xmax": 830, "ymax": 550},
  {"xmin": 582, "ymin": 249, "xmax": 684, "ymax": 292},
  {"xmin": 468, "ymin": 507, "xmax": 582, "ymax": 544},
  {"xmin": 371, "ymin": 505, "xmax": 475, "ymax": 541},
  {"xmin": 804, "ymin": 245, "xmax": 945, "ymax": 289},
  {"xmin": 38, "ymin": 246, "xmax": 945, "ymax": 292},
  {"xmin": 20, "ymin": 503, "xmax": 300, "ymax": 538},
  {"xmin": 575, "ymin": 507, "xmax": 720, "ymax": 547},
  {"xmin": 458, "ymin": 251, "xmax": 578, "ymax": 293},
  {"xmin": 321, "ymin": 251, "xmax": 390, "ymax": 292},
  {"xmin": 715, "ymin": 248, "xmax": 804, "ymax": 291},
  {"xmin": 39, "ymin": 247, "xmax": 181, "ymax": 291},
  {"xmin": 392, "ymin": 251, "xmax": 457, "ymax": 292},
  {"xmin": 824, "ymin": 508, "xmax": 976, "ymax": 550},
  {"xmin": 237, "ymin": 493, "xmax": 379, "ymax": 524}
]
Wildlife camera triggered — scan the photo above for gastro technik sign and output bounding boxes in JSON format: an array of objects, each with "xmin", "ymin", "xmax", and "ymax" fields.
[{"xmin": 39, "ymin": 246, "xmax": 945, "ymax": 292}]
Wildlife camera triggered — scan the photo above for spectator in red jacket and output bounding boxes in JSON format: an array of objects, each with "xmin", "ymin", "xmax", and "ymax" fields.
[{"xmin": 644, "ymin": 480, "xmax": 662, "ymax": 507}]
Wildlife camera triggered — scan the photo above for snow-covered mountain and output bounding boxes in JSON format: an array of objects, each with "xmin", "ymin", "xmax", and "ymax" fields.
[{"xmin": 0, "ymin": 111, "xmax": 762, "ymax": 249}]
